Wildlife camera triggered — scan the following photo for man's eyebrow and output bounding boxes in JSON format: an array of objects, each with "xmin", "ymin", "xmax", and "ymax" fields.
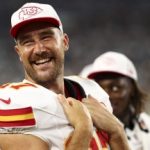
[
  {"xmin": 39, "ymin": 29, "xmax": 55, "ymax": 35},
  {"xmin": 16, "ymin": 27, "xmax": 57, "ymax": 41},
  {"xmin": 16, "ymin": 34, "xmax": 32, "ymax": 43}
]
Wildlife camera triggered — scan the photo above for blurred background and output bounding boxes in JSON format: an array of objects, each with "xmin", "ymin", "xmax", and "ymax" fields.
[{"xmin": 0, "ymin": 0, "xmax": 150, "ymax": 98}]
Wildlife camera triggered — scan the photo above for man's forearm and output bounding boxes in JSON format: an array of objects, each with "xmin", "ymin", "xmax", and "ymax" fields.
[
  {"xmin": 109, "ymin": 125, "xmax": 130, "ymax": 150},
  {"xmin": 82, "ymin": 96, "xmax": 130, "ymax": 150},
  {"xmin": 65, "ymin": 125, "xmax": 93, "ymax": 150}
]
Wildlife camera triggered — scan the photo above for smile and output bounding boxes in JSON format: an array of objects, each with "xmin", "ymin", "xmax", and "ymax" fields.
[{"xmin": 33, "ymin": 58, "xmax": 53, "ymax": 65}]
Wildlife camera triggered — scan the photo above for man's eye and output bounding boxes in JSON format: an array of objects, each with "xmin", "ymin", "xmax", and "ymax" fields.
[
  {"xmin": 21, "ymin": 40, "xmax": 34, "ymax": 46},
  {"xmin": 41, "ymin": 34, "xmax": 52, "ymax": 39},
  {"xmin": 111, "ymin": 85, "xmax": 120, "ymax": 92}
]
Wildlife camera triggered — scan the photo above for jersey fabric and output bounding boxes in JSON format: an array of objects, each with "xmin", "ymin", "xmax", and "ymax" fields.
[
  {"xmin": 0, "ymin": 76, "xmax": 112, "ymax": 150},
  {"xmin": 125, "ymin": 112, "xmax": 150, "ymax": 150}
]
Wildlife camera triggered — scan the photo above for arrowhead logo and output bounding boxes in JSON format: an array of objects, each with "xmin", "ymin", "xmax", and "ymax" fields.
[{"xmin": 0, "ymin": 98, "xmax": 11, "ymax": 104}]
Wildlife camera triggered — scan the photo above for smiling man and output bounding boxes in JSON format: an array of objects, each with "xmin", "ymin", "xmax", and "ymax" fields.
[{"xmin": 0, "ymin": 2, "xmax": 130, "ymax": 150}]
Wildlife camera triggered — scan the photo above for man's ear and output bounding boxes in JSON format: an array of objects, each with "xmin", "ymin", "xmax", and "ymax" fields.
[
  {"xmin": 15, "ymin": 45, "xmax": 22, "ymax": 62},
  {"xmin": 63, "ymin": 33, "xmax": 69, "ymax": 52}
]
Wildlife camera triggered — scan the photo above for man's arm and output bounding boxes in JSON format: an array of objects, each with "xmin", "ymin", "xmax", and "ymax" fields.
[
  {"xmin": 58, "ymin": 94, "xmax": 93, "ymax": 150},
  {"xmin": 82, "ymin": 95, "xmax": 130, "ymax": 150}
]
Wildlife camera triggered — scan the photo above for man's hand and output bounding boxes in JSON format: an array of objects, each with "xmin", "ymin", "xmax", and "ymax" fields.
[
  {"xmin": 58, "ymin": 94, "xmax": 93, "ymax": 150},
  {"xmin": 82, "ymin": 95, "xmax": 130, "ymax": 150},
  {"xmin": 82, "ymin": 95, "xmax": 122, "ymax": 134}
]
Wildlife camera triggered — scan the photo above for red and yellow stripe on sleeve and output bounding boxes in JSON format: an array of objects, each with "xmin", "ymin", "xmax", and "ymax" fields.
[{"xmin": 0, "ymin": 107, "xmax": 36, "ymax": 127}]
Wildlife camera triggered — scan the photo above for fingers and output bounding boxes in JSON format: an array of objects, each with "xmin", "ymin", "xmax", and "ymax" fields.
[
  {"xmin": 82, "ymin": 95, "xmax": 107, "ymax": 109},
  {"xmin": 58, "ymin": 94, "xmax": 74, "ymax": 106},
  {"xmin": 57, "ymin": 94, "xmax": 66, "ymax": 103},
  {"xmin": 57, "ymin": 94, "xmax": 68, "ymax": 109},
  {"xmin": 57, "ymin": 94, "xmax": 92, "ymax": 127}
]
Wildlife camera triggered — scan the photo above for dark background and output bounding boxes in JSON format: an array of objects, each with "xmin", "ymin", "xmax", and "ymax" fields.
[{"xmin": 0, "ymin": 0, "xmax": 150, "ymax": 97}]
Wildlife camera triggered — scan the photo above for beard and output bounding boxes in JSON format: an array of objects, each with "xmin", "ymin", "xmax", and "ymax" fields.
[{"xmin": 24, "ymin": 56, "xmax": 64, "ymax": 86}]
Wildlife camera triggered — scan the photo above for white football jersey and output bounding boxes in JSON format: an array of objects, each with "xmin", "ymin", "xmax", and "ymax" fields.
[
  {"xmin": 0, "ymin": 80, "xmax": 73, "ymax": 150},
  {"xmin": 0, "ymin": 76, "xmax": 112, "ymax": 150}
]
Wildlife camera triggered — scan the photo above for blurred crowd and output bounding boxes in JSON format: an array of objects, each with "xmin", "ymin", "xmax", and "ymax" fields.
[{"xmin": 0, "ymin": 0, "xmax": 150, "ymax": 94}]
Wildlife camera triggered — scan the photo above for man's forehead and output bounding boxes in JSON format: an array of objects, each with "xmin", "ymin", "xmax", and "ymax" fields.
[{"xmin": 16, "ymin": 22, "xmax": 58, "ymax": 39}]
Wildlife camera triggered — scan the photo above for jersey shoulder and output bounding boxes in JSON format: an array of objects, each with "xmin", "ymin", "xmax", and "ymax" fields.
[
  {"xmin": 0, "ymin": 80, "xmax": 57, "ymax": 98},
  {"xmin": 64, "ymin": 75, "xmax": 112, "ymax": 112},
  {"xmin": 0, "ymin": 81, "xmax": 38, "ymax": 90},
  {"xmin": 64, "ymin": 75, "xmax": 108, "ymax": 97}
]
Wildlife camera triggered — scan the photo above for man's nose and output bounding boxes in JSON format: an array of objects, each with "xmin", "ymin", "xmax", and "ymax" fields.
[
  {"xmin": 35, "ymin": 40, "xmax": 44, "ymax": 48},
  {"xmin": 34, "ymin": 41, "xmax": 46, "ymax": 53}
]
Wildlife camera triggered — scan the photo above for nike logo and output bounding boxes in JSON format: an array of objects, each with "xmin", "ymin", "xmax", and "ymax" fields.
[{"xmin": 0, "ymin": 98, "xmax": 11, "ymax": 104}]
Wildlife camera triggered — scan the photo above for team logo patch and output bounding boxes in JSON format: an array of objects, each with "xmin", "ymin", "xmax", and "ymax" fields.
[
  {"xmin": 0, "ymin": 107, "xmax": 36, "ymax": 127},
  {"xmin": 19, "ymin": 6, "xmax": 43, "ymax": 20}
]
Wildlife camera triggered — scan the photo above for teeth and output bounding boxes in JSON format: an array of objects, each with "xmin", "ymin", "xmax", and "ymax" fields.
[{"xmin": 35, "ymin": 58, "xmax": 50, "ymax": 65}]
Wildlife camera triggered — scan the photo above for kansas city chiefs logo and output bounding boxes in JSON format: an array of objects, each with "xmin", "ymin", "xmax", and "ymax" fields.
[{"xmin": 19, "ymin": 6, "xmax": 43, "ymax": 20}]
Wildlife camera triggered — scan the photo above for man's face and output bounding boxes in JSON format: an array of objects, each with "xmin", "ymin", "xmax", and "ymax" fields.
[
  {"xmin": 15, "ymin": 22, "xmax": 69, "ymax": 84},
  {"xmin": 96, "ymin": 75, "xmax": 133, "ymax": 119}
]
